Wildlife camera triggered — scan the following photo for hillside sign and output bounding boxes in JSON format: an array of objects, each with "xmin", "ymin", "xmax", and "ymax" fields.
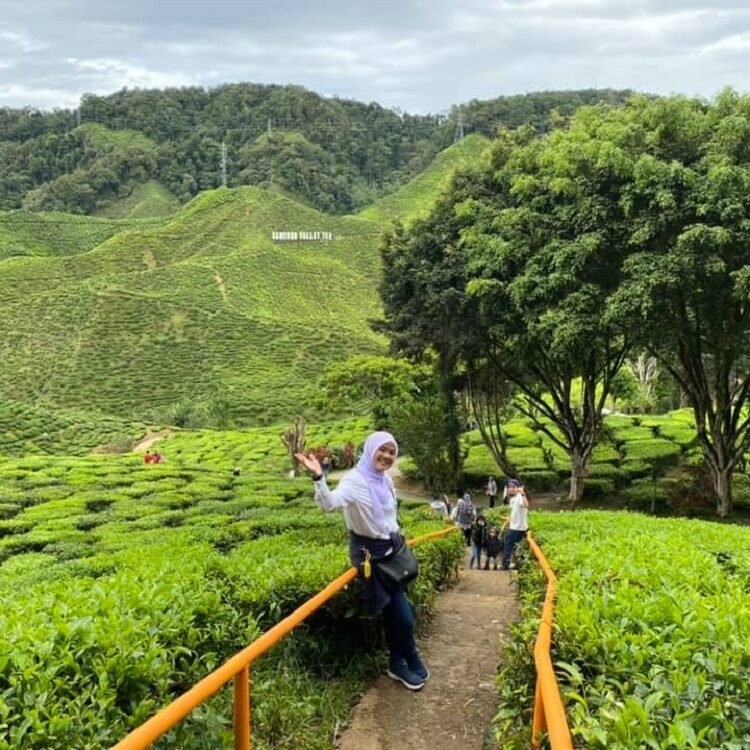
[{"xmin": 272, "ymin": 231, "xmax": 334, "ymax": 241}]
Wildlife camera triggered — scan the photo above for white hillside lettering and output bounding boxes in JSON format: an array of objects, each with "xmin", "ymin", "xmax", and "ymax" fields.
[{"xmin": 271, "ymin": 231, "xmax": 334, "ymax": 241}]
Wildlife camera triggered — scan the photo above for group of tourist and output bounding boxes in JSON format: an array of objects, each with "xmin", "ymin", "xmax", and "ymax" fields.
[
  {"xmin": 451, "ymin": 480, "xmax": 529, "ymax": 571},
  {"xmin": 143, "ymin": 449, "xmax": 164, "ymax": 464},
  {"xmin": 295, "ymin": 428, "xmax": 531, "ymax": 692}
]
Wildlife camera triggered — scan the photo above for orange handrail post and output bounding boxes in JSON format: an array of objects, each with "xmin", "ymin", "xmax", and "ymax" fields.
[
  {"xmin": 527, "ymin": 533, "xmax": 574, "ymax": 750},
  {"xmin": 233, "ymin": 666, "xmax": 250, "ymax": 750},
  {"xmin": 532, "ymin": 679, "xmax": 546, "ymax": 738},
  {"xmin": 111, "ymin": 526, "xmax": 457, "ymax": 750}
]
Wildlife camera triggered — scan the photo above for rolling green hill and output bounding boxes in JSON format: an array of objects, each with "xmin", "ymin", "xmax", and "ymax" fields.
[
  {"xmin": 0, "ymin": 187, "xmax": 385, "ymax": 425},
  {"xmin": 95, "ymin": 180, "xmax": 181, "ymax": 219},
  {"xmin": 357, "ymin": 134, "xmax": 490, "ymax": 226},
  {"xmin": 0, "ymin": 399, "xmax": 144, "ymax": 456},
  {"xmin": 0, "ymin": 211, "xmax": 166, "ymax": 260},
  {"xmin": 0, "ymin": 135, "xmax": 490, "ymax": 429}
]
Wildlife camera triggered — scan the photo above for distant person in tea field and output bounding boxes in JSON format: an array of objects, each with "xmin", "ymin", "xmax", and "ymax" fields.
[
  {"xmin": 502, "ymin": 480, "xmax": 529, "ymax": 571},
  {"xmin": 485, "ymin": 476, "xmax": 498, "ymax": 508},
  {"xmin": 429, "ymin": 495, "xmax": 449, "ymax": 518},
  {"xmin": 296, "ymin": 431, "xmax": 429, "ymax": 691},
  {"xmin": 144, "ymin": 450, "xmax": 153, "ymax": 464},
  {"xmin": 442, "ymin": 493, "xmax": 452, "ymax": 518},
  {"xmin": 321, "ymin": 453, "xmax": 332, "ymax": 477},
  {"xmin": 151, "ymin": 450, "xmax": 164, "ymax": 464}
]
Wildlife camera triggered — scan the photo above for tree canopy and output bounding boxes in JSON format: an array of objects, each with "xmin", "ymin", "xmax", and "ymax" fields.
[
  {"xmin": 609, "ymin": 91, "xmax": 750, "ymax": 516},
  {"xmin": 0, "ymin": 86, "xmax": 634, "ymax": 215},
  {"xmin": 381, "ymin": 89, "xmax": 750, "ymax": 514}
]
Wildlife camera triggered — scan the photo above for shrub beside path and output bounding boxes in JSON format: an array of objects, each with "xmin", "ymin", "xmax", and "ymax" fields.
[{"xmin": 335, "ymin": 567, "xmax": 519, "ymax": 750}]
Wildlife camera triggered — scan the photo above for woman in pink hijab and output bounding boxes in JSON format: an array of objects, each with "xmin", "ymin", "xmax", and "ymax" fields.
[{"xmin": 297, "ymin": 431, "xmax": 429, "ymax": 691}]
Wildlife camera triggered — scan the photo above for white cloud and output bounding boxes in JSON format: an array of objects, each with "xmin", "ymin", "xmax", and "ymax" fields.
[
  {"xmin": 700, "ymin": 31, "xmax": 750, "ymax": 56},
  {"xmin": 0, "ymin": 30, "xmax": 47, "ymax": 53},
  {"xmin": 2, "ymin": 0, "xmax": 750, "ymax": 112},
  {"xmin": 66, "ymin": 58, "xmax": 198, "ymax": 90},
  {"xmin": 0, "ymin": 83, "xmax": 79, "ymax": 109}
]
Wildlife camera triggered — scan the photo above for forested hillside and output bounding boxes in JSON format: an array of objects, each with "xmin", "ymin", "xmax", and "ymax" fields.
[{"xmin": 0, "ymin": 85, "xmax": 633, "ymax": 215}]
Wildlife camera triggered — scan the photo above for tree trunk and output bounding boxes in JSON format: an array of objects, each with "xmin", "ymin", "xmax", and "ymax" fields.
[
  {"xmin": 714, "ymin": 466, "xmax": 733, "ymax": 518},
  {"xmin": 568, "ymin": 451, "xmax": 588, "ymax": 504},
  {"xmin": 439, "ymin": 356, "xmax": 462, "ymax": 492}
]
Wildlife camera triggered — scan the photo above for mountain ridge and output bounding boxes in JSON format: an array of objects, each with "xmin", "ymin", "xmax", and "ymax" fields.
[{"xmin": 0, "ymin": 85, "xmax": 634, "ymax": 216}]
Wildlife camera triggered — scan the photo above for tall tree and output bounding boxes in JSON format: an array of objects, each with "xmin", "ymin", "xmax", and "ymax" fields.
[
  {"xmin": 457, "ymin": 121, "xmax": 633, "ymax": 502},
  {"xmin": 611, "ymin": 91, "xmax": 750, "ymax": 516},
  {"xmin": 379, "ymin": 176, "xmax": 486, "ymax": 490}
]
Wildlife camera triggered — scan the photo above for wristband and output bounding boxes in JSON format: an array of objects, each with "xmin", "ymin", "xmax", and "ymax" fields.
[{"xmin": 312, "ymin": 474, "xmax": 323, "ymax": 481}]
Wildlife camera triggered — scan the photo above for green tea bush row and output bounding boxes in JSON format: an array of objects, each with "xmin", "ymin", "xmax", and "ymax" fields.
[
  {"xmin": 0, "ymin": 464, "xmax": 460, "ymax": 749},
  {"xmin": 0, "ymin": 437, "xmax": 462, "ymax": 749},
  {"xmin": 495, "ymin": 511, "xmax": 750, "ymax": 749},
  {"xmin": 0, "ymin": 190, "xmax": 388, "ymax": 426},
  {"xmin": 465, "ymin": 411, "xmax": 701, "ymax": 501}
]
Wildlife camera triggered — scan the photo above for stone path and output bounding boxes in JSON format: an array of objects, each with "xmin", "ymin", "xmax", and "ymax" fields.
[{"xmin": 335, "ymin": 566, "xmax": 519, "ymax": 750}]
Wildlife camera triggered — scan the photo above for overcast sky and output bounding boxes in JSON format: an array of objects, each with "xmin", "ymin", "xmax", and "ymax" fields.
[{"xmin": 2, "ymin": 0, "xmax": 750, "ymax": 114}]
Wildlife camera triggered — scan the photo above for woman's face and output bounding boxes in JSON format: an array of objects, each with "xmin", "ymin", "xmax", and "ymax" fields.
[{"xmin": 373, "ymin": 442, "xmax": 397, "ymax": 472}]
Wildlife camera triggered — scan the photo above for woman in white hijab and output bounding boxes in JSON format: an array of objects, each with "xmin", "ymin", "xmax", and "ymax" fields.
[{"xmin": 296, "ymin": 431, "xmax": 429, "ymax": 691}]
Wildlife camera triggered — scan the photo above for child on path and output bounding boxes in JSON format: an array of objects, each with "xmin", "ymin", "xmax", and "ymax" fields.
[
  {"xmin": 452, "ymin": 492, "xmax": 476, "ymax": 546},
  {"xmin": 484, "ymin": 526, "xmax": 502, "ymax": 570},
  {"xmin": 502, "ymin": 479, "xmax": 529, "ymax": 570},
  {"xmin": 469, "ymin": 514, "xmax": 488, "ymax": 569}
]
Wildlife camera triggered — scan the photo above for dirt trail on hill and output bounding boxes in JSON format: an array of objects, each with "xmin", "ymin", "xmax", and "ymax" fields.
[
  {"xmin": 335, "ymin": 567, "xmax": 519, "ymax": 750},
  {"xmin": 213, "ymin": 272, "xmax": 229, "ymax": 303},
  {"xmin": 132, "ymin": 429, "xmax": 173, "ymax": 452}
]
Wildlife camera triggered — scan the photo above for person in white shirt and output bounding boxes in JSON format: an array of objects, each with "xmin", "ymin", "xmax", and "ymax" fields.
[
  {"xmin": 296, "ymin": 431, "xmax": 429, "ymax": 691},
  {"xmin": 485, "ymin": 476, "xmax": 498, "ymax": 508},
  {"xmin": 501, "ymin": 479, "xmax": 529, "ymax": 570}
]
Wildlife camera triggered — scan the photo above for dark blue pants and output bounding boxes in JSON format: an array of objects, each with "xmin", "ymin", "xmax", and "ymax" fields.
[
  {"xmin": 470, "ymin": 542, "xmax": 483, "ymax": 568},
  {"xmin": 502, "ymin": 529, "xmax": 527, "ymax": 569},
  {"xmin": 382, "ymin": 586, "xmax": 416, "ymax": 666}
]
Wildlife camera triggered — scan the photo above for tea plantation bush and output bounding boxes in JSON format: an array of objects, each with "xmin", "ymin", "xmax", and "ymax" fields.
[
  {"xmin": 496, "ymin": 511, "xmax": 750, "ymax": 749},
  {"xmin": 0, "ymin": 435, "xmax": 462, "ymax": 749},
  {"xmin": 464, "ymin": 411, "xmax": 706, "ymax": 502},
  {"xmin": 0, "ymin": 399, "xmax": 144, "ymax": 457}
]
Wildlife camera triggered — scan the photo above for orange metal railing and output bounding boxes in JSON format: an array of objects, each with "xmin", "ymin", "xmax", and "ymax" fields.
[
  {"xmin": 111, "ymin": 527, "xmax": 457, "ymax": 750},
  {"xmin": 527, "ymin": 533, "xmax": 574, "ymax": 749}
]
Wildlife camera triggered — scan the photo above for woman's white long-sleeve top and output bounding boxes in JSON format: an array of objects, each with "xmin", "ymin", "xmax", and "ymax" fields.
[{"xmin": 313, "ymin": 469, "xmax": 399, "ymax": 539}]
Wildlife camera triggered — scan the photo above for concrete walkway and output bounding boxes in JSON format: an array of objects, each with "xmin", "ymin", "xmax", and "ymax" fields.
[{"xmin": 335, "ymin": 566, "xmax": 519, "ymax": 750}]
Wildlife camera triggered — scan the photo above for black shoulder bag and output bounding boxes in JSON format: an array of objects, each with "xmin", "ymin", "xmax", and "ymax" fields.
[{"xmin": 373, "ymin": 540, "xmax": 419, "ymax": 591}]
